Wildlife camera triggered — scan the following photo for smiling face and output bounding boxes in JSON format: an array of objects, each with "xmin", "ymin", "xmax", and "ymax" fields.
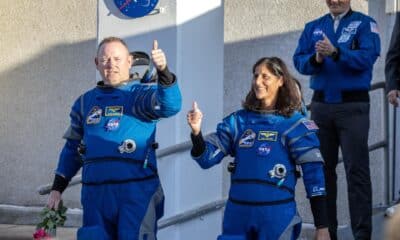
[
  {"xmin": 326, "ymin": 0, "xmax": 351, "ymax": 16},
  {"xmin": 252, "ymin": 64, "xmax": 283, "ymax": 110},
  {"xmin": 95, "ymin": 41, "xmax": 133, "ymax": 86}
]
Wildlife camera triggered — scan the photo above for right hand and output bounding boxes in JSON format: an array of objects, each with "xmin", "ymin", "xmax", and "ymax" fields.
[
  {"xmin": 47, "ymin": 190, "xmax": 62, "ymax": 210},
  {"xmin": 387, "ymin": 89, "xmax": 400, "ymax": 107},
  {"xmin": 187, "ymin": 101, "xmax": 203, "ymax": 136}
]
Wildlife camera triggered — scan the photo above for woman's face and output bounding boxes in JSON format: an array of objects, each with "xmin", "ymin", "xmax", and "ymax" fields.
[{"xmin": 252, "ymin": 64, "xmax": 283, "ymax": 109}]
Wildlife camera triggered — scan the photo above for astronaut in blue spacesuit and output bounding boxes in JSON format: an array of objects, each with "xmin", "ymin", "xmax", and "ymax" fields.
[
  {"xmin": 47, "ymin": 37, "xmax": 182, "ymax": 240},
  {"xmin": 293, "ymin": 1, "xmax": 380, "ymax": 239},
  {"xmin": 187, "ymin": 57, "xmax": 330, "ymax": 240}
]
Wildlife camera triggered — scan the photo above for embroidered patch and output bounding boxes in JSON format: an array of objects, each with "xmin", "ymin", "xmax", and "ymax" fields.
[
  {"xmin": 347, "ymin": 21, "xmax": 362, "ymax": 29},
  {"xmin": 105, "ymin": 106, "xmax": 123, "ymax": 116},
  {"xmin": 302, "ymin": 120, "xmax": 319, "ymax": 130},
  {"xmin": 257, "ymin": 143, "xmax": 271, "ymax": 156},
  {"xmin": 342, "ymin": 26, "xmax": 357, "ymax": 35},
  {"xmin": 312, "ymin": 28, "xmax": 324, "ymax": 41},
  {"xmin": 312, "ymin": 186, "xmax": 326, "ymax": 194},
  {"xmin": 338, "ymin": 33, "xmax": 351, "ymax": 43},
  {"xmin": 238, "ymin": 129, "xmax": 256, "ymax": 147},
  {"xmin": 370, "ymin": 22, "xmax": 379, "ymax": 34},
  {"xmin": 86, "ymin": 106, "xmax": 102, "ymax": 124},
  {"xmin": 258, "ymin": 131, "xmax": 278, "ymax": 141},
  {"xmin": 105, "ymin": 118, "xmax": 120, "ymax": 131}
]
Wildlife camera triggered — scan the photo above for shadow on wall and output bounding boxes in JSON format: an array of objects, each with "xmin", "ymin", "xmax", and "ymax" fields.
[{"xmin": 0, "ymin": 39, "xmax": 97, "ymax": 208}]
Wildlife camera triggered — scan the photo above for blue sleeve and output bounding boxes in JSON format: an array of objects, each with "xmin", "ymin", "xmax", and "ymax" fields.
[
  {"xmin": 55, "ymin": 98, "xmax": 83, "ymax": 180},
  {"xmin": 337, "ymin": 19, "xmax": 381, "ymax": 71},
  {"xmin": 192, "ymin": 114, "xmax": 236, "ymax": 169},
  {"xmin": 283, "ymin": 117, "xmax": 326, "ymax": 198},
  {"xmin": 132, "ymin": 81, "xmax": 182, "ymax": 121},
  {"xmin": 56, "ymin": 139, "xmax": 82, "ymax": 180},
  {"xmin": 293, "ymin": 23, "xmax": 322, "ymax": 75},
  {"xmin": 301, "ymin": 162, "xmax": 326, "ymax": 198}
]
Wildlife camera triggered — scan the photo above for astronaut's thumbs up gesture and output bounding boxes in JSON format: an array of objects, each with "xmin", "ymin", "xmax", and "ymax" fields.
[
  {"xmin": 187, "ymin": 101, "xmax": 203, "ymax": 136},
  {"xmin": 151, "ymin": 40, "xmax": 167, "ymax": 71}
]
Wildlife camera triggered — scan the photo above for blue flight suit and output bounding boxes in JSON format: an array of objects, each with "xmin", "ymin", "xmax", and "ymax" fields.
[
  {"xmin": 56, "ymin": 79, "xmax": 181, "ymax": 240},
  {"xmin": 293, "ymin": 9, "xmax": 380, "ymax": 240},
  {"xmin": 192, "ymin": 110, "xmax": 326, "ymax": 240},
  {"xmin": 293, "ymin": 10, "xmax": 380, "ymax": 103}
]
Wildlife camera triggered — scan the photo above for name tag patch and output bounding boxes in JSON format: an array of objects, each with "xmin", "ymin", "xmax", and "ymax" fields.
[
  {"xmin": 105, "ymin": 106, "xmax": 123, "ymax": 116},
  {"xmin": 258, "ymin": 131, "xmax": 278, "ymax": 141}
]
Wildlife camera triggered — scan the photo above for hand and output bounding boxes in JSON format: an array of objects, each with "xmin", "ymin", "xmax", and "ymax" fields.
[
  {"xmin": 47, "ymin": 190, "xmax": 62, "ymax": 210},
  {"xmin": 151, "ymin": 40, "xmax": 167, "ymax": 71},
  {"xmin": 314, "ymin": 227, "xmax": 330, "ymax": 240},
  {"xmin": 387, "ymin": 90, "xmax": 400, "ymax": 107},
  {"xmin": 187, "ymin": 101, "xmax": 203, "ymax": 136},
  {"xmin": 315, "ymin": 34, "xmax": 336, "ymax": 57}
]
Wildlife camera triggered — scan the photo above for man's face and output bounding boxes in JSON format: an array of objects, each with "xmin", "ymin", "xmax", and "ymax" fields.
[
  {"xmin": 326, "ymin": 0, "xmax": 351, "ymax": 16},
  {"xmin": 95, "ymin": 41, "xmax": 132, "ymax": 86}
]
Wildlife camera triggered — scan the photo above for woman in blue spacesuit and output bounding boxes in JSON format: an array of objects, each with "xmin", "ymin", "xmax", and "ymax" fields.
[{"xmin": 187, "ymin": 57, "xmax": 330, "ymax": 240}]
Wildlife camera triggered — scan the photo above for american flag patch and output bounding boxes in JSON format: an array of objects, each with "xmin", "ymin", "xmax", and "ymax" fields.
[
  {"xmin": 302, "ymin": 120, "xmax": 319, "ymax": 130},
  {"xmin": 370, "ymin": 22, "xmax": 379, "ymax": 34}
]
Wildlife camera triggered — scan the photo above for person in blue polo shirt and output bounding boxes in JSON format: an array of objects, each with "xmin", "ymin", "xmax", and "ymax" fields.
[
  {"xmin": 46, "ymin": 37, "xmax": 182, "ymax": 240},
  {"xmin": 293, "ymin": 1, "xmax": 381, "ymax": 239},
  {"xmin": 187, "ymin": 57, "xmax": 330, "ymax": 240}
]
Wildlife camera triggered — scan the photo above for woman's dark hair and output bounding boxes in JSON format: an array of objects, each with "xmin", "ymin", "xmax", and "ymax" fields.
[{"xmin": 242, "ymin": 57, "xmax": 302, "ymax": 117}]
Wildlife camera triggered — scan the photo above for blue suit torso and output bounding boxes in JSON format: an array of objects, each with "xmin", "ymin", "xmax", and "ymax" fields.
[{"xmin": 293, "ymin": 10, "xmax": 381, "ymax": 103}]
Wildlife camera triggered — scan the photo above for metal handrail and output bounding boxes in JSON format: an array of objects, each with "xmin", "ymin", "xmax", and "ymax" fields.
[
  {"xmin": 36, "ymin": 81, "xmax": 393, "ymax": 228},
  {"xmin": 37, "ymin": 139, "xmax": 195, "ymax": 195}
]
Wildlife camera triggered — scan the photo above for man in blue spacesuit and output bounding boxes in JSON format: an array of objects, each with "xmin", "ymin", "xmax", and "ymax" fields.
[
  {"xmin": 187, "ymin": 57, "xmax": 330, "ymax": 240},
  {"xmin": 293, "ymin": 1, "xmax": 380, "ymax": 239},
  {"xmin": 47, "ymin": 37, "xmax": 182, "ymax": 240}
]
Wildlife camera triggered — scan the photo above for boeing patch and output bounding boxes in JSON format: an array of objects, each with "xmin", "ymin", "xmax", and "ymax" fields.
[
  {"xmin": 238, "ymin": 129, "xmax": 256, "ymax": 147},
  {"xmin": 86, "ymin": 106, "xmax": 102, "ymax": 124},
  {"xmin": 105, "ymin": 106, "xmax": 123, "ymax": 116},
  {"xmin": 258, "ymin": 131, "xmax": 278, "ymax": 141}
]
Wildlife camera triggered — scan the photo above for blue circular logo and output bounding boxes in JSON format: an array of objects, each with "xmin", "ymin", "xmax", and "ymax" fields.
[{"xmin": 114, "ymin": 0, "xmax": 159, "ymax": 18}]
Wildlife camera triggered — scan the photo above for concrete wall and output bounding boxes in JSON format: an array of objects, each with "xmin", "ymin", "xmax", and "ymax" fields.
[
  {"xmin": 223, "ymin": 0, "xmax": 390, "ymax": 228},
  {"xmin": 0, "ymin": 1, "xmax": 97, "ymax": 208}
]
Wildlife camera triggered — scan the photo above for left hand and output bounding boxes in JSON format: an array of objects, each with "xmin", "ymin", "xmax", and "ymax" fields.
[
  {"xmin": 314, "ymin": 227, "xmax": 330, "ymax": 240},
  {"xmin": 151, "ymin": 40, "xmax": 167, "ymax": 71},
  {"xmin": 387, "ymin": 89, "xmax": 400, "ymax": 107},
  {"xmin": 315, "ymin": 34, "xmax": 336, "ymax": 57}
]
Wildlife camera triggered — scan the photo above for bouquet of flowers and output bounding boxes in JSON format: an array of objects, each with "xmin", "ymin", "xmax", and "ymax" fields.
[{"xmin": 33, "ymin": 201, "xmax": 67, "ymax": 240}]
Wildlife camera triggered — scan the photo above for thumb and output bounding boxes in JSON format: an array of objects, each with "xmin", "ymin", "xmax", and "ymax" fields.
[
  {"xmin": 192, "ymin": 101, "xmax": 199, "ymax": 112},
  {"xmin": 153, "ymin": 40, "xmax": 158, "ymax": 50}
]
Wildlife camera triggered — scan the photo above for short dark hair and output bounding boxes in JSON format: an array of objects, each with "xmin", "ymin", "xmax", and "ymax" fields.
[
  {"xmin": 242, "ymin": 57, "xmax": 301, "ymax": 117},
  {"xmin": 96, "ymin": 36, "xmax": 130, "ymax": 55}
]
